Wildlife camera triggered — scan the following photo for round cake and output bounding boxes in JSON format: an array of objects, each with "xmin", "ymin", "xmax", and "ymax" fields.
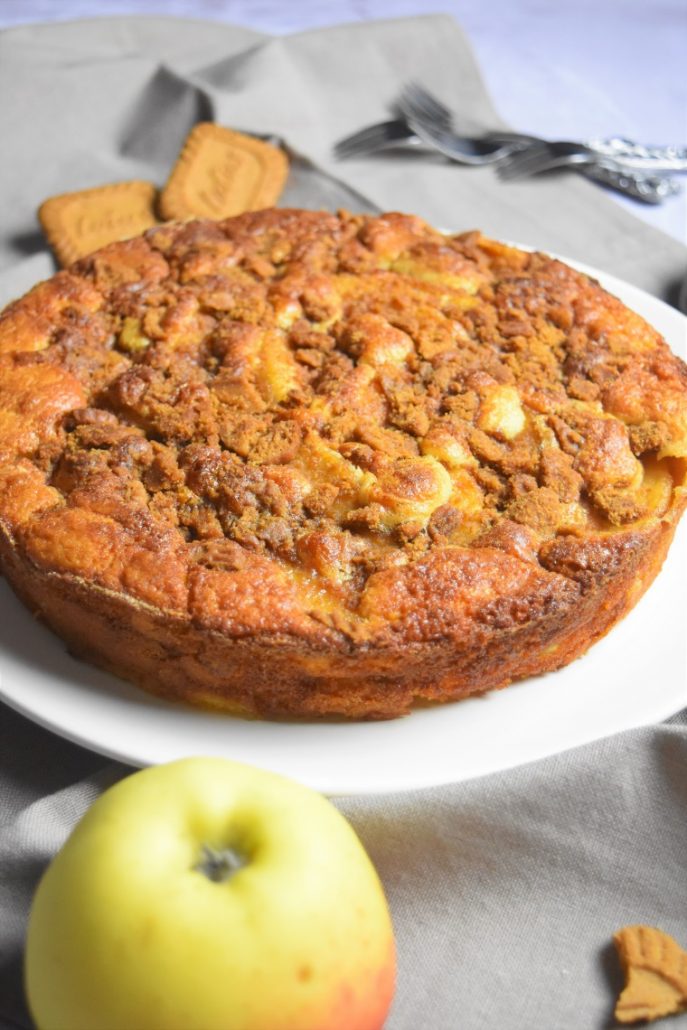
[{"xmin": 0, "ymin": 209, "xmax": 685, "ymax": 718}]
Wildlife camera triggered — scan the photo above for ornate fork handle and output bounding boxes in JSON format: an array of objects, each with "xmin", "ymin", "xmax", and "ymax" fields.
[
  {"xmin": 583, "ymin": 161, "xmax": 682, "ymax": 204},
  {"xmin": 587, "ymin": 136, "xmax": 687, "ymax": 172}
]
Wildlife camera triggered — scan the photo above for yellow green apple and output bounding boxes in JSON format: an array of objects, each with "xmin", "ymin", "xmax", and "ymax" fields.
[{"xmin": 25, "ymin": 757, "xmax": 396, "ymax": 1030}]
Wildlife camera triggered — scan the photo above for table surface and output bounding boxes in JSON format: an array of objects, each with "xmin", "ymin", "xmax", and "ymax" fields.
[{"xmin": 0, "ymin": 0, "xmax": 685, "ymax": 246}]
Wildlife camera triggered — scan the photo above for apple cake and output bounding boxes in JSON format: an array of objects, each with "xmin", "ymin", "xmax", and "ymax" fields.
[{"xmin": 0, "ymin": 209, "xmax": 685, "ymax": 718}]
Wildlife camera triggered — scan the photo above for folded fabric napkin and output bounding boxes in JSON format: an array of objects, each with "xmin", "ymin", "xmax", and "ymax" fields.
[{"xmin": 0, "ymin": 14, "xmax": 686, "ymax": 1030}]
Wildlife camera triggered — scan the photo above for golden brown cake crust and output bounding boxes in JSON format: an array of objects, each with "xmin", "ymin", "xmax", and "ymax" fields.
[{"xmin": 0, "ymin": 209, "xmax": 685, "ymax": 718}]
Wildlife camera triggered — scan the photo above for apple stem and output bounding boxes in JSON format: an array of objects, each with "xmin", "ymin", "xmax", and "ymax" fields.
[{"xmin": 195, "ymin": 843, "xmax": 247, "ymax": 883}]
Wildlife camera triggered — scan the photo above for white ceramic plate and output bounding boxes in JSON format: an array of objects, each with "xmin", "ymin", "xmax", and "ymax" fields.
[{"xmin": 1, "ymin": 256, "xmax": 685, "ymax": 795}]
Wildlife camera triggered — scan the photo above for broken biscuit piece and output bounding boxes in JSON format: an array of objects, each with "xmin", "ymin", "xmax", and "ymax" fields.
[
  {"xmin": 158, "ymin": 123, "xmax": 289, "ymax": 221},
  {"xmin": 614, "ymin": 925, "xmax": 687, "ymax": 1024},
  {"xmin": 39, "ymin": 181, "xmax": 158, "ymax": 267}
]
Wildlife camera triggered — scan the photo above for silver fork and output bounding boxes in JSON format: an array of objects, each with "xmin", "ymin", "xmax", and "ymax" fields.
[
  {"xmin": 497, "ymin": 138, "xmax": 682, "ymax": 203},
  {"xmin": 334, "ymin": 118, "xmax": 521, "ymax": 164},
  {"xmin": 335, "ymin": 82, "xmax": 533, "ymax": 161},
  {"xmin": 498, "ymin": 139, "xmax": 687, "ymax": 180},
  {"xmin": 395, "ymin": 83, "xmax": 682, "ymax": 203},
  {"xmin": 334, "ymin": 118, "xmax": 679, "ymax": 203},
  {"xmin": 397, "ymin": 84, "xmax": 527, "ymax": 165},
  {"xmin": 401, "ymin": 82, "xmax": 687, "ymax": 174},
  {"xmin": 334, "ymin": 118, "xmax": 427, "ymax": 158}
]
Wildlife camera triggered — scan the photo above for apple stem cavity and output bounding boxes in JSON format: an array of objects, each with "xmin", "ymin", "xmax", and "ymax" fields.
[{"xmin": 195, "ymin": 844, "xmax": 247, "ymax": 883}]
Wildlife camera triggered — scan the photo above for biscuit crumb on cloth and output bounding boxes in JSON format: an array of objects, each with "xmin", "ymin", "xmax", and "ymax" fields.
[{"xmin": 614, "ymin": 926, "xmax": 687, "ymax": 1024}]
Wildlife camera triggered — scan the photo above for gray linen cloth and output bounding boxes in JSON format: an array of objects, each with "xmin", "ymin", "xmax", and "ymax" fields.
[{"xmin": 0, "ymin": 15, "xmax": 686, "ymax": 1030}]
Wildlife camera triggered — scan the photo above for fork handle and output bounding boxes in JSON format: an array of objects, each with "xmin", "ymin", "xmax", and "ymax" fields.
[
  {"xmin": 582, "ymin": 162, "xmax": 682, "ymax": 205},
  {"xmin": 586, "ymin": 137, "xmax": 687, "ymax": 173}
]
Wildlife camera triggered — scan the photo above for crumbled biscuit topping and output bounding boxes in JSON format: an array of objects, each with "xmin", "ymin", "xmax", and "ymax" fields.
[{"xmin": 0, "ymin": 210, "xmax": 685, "ymax": 626}]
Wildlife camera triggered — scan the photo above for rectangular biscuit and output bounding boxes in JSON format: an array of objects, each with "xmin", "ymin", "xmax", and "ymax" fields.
[
  {"xmin": 159, "ymin": 123, "xmax": 289, "ymax": 222},
  {"xmin": 39, "ymin": 181, "xmax": 159, "ymax": 267}
]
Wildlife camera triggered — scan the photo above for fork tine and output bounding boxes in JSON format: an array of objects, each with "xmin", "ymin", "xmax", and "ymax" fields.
[
  {"xmin": 334, "ymin": 129, "xmax": 390, "ymax": 157},
  {"xmin": 334, "ymin": 124, "xmax": 398, "ymax": 158},
  {"xmin": 334, "ymin": 119, "xmax": 414, "ymax": 158},
  {"xmin": 398, "ymin": 87, "xmax": 433, "ymax": 126},
  {"xmin": 496, "ymin": 143, "xmax": 551, "ymax": 180},
  {"xmin": 399, "ymin": 82, "xmax": 452, "ymax": 126}
]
